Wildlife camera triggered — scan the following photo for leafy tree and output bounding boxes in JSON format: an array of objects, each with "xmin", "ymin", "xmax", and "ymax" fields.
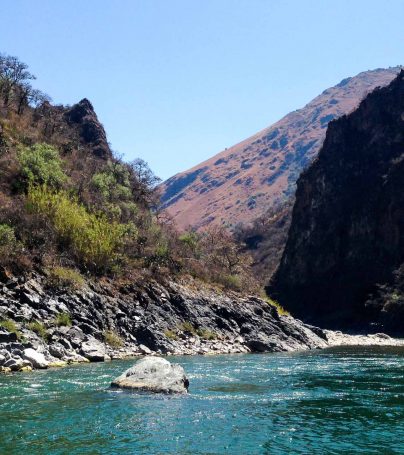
[
  {"xmin": 0, "ymin": 54, "xmax": 50, "ymax": 113},
  {"xmin": 179, "ymin": 230, "xmax": 200, "ymax": 258},
  {"xmin": 128, "ymin": 158, "xmax": 161, "ymax": 208},
  {"xmin": 91, "ymin": 161, "xmax": 132, "ymax": 202},
  {"xmin": 16, "ymin": 83, "xmax": 51, "ymax": 114},
  {"xmin": 0, "ymin": 54, "xmax": 35, "ymax": 107},
  {"xmin": 18, "ymin": 143, "xmax": 67, "ymax": 189}
]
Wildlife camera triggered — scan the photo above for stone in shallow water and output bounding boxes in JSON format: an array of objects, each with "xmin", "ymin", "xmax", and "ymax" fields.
[
  {"xmin": 23, "ymin": 348, "xmax": 48, "ymax": 369},
  {"xmin": 111, "ymin": 356, "xmax": 189, "ymax": 394},
  {"xmin": 80, "ymin": 339, "xmax": 106, "ymax": 362}
]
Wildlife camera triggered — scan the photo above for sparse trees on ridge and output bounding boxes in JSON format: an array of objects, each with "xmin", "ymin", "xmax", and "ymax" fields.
[{"xmin": 0, "ymin": 53, "xmax": 50, "ymax": 112}]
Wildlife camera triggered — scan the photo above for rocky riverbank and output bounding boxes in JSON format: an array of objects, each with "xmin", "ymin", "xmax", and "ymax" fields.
[
  {"xmin": 324, "ymin": 330, "xmax": 404, "ymax": 347},
  {"xmin": 0, "ymin": 272, "xmax": 402, "ymax": 373}
]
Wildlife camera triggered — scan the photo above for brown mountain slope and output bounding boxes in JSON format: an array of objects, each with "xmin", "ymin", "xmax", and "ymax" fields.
[{"xmin": 160, "ymin": 67, "xmax": 401, "ymax": 231}]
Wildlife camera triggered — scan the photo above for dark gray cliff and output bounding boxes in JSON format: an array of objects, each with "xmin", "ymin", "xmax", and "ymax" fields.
[
  {"xmin": 64, "ymin": 98, "xmax": 111, "ymax": 159},
  {"xmin": 269, "ymin": 71, "xmax": 404, "ymax": 334},
  {"xmin": 0, "ymin": 271, "xmax": 328, "ymax": 371}
]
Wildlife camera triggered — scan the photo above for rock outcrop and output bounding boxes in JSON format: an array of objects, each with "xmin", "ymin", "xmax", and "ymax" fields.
[
  {"xmin": 22, "ymin": 348, "xmax": 48, "ymax": 369},
  {"xmin": 269, "ymin": 71, "xmax": 404, "ymax": 334},
  {"xmin": 1, "ymin": 270, "xmax": 402, "ymax": 373},
  {"xmin": 64, "ymin": 98, "xmax": 111, "ymax": 159},
  {"xmin": 111, "ymin": 357, "xmax": 189, "ymax": 394},
  {"xmin": 0, "ymin": 271, "xmax": 330, "ymax": 372}
]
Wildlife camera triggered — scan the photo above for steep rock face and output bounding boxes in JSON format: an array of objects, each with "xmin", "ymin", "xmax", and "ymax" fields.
[
  {"xmin": 27, "ymin": 98, "xmax": 113, "ymax": 162},
  {"xmin": 269, "ymin": 71, "xmax": 404, "ymax": 333},
  {"xmin": 160, "ymin": 68, "xmax": 401, "ymax": 230},
  {"xmin": 64, "ymin": 98, "xmax": 111, "ymax": 159},
  {"xmin": 0, "ymin": 271, "xmax": 329, "ymax": 372}
]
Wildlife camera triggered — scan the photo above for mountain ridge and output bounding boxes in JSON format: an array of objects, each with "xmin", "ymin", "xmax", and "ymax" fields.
[{"xmin": 160, "ymin": 67, "xmax": 402, "ymax": 231}]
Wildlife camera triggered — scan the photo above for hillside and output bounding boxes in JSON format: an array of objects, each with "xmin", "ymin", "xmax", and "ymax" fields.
[
  {"xmin": 269, "ymin": 71, "xmax": 404, "ymax": 335},
  {"xmin": 160, "ymin": 67, "xmax": 401, "ymax": 231},
  {"xmin": 0, "ymin": 54, "xmax": 338, "ymax": 373},
  {"xmin": 0, "ymin": 53, "xmax": 262, "ymax": 296}
]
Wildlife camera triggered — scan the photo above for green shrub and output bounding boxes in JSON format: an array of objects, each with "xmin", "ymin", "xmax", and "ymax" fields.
[
  {"xmin": 120, "ymin": 201, "xmax": 138, "ymax": 218},
  {"xmin": 196, "ymin": 328, "xmax": 217, "ymax": 340},
  {"xmin": 0, "ymin": 224, "xmax": 19, "ymax": 256},
  {"xmin": 265, "ymin": 297, "xmax": 290, "ymax": 316},
  {"xmin": 219, "ymin": 274, "xmax": 242, "ymax": 291},
  {"xmin": 27, "ymin": 185, "xmax": 130, "ymax": 271},
  {"xmin": 18, "ymin": 143, "xmax": 67, "ymax": 188},
  {"xmin": 104, "ymin": 330, "xmax": 124, "ymax": 348},
  {"xmin": 179, "ymin": 231, "xmax": 200, "ymax": 256},
  {"xmin": 54, "ymin": 312, "xmax": 72, "ymax": 327},
  {"xmin": 27, "ymin": 320, "xmax": 48, "ymax": 340},
  {"xmin": 164, "ymin": 329, "xmax": 178, "ymax": 340},
  {"xmin": 91, "ymin": 162, "xmax": 132, "ymax": 202},
  {"xmin": 47, "ymin": 266, "xmax": 85, "ymax": 290},
  {"xmin": 180, "ymin": 321, "xmax": 196, "ymax": 334},
  {"xmin": 0, "ymin": 224, "xmax": 16, "ymax": 246},
  {"xmin": 145, "ymin": 242, "xmax": 176, "ymax": 270},
  {"xmin": 0, "ymin": 319, "xmax": 21, "ymax": 339}
]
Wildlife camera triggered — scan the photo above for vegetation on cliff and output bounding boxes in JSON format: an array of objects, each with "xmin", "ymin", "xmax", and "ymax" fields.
[{"xmin": 0, "ymin": 53, "xmax": 257, "ymax": 293}]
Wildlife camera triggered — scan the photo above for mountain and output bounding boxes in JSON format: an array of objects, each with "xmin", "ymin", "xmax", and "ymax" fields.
[
  {"xmin": 160, "ymin": 67, "xmax": 401, "ymax": 231},
  {"xmin": 0, "ymin": 53, "xmax": 263, "ymax": 298},
  {"xmin": 269, "ymin": 71, "xmax": 404, "ymax": 335},
  {"xmin": 0, "ymin": 54, "xmax": 335, "ymax": 372}
]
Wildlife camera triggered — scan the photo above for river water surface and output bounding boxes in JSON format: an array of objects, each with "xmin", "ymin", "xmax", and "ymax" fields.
[{"xmin": 0, "ymin": 347, "xmax": 403, "ymax": 454}]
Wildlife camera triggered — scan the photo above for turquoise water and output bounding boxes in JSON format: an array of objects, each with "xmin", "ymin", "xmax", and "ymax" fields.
[{"xmin": 0, "ymin": 347, "xmax": 403, "ymax": 454}]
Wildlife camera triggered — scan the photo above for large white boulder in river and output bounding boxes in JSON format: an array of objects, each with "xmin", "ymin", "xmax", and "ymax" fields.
[{"xmin": 111, "ymin": 357, "xmax": 189, "ymax": 394}]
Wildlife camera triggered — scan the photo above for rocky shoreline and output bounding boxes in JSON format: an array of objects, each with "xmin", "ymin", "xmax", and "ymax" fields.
[
  {"xmin": 0, "ymin": 272, "xmax": 403, "ymax": 373},
  {"xmin": 324, "ymin": 330, "xmax": 404, "ymax": 347}
]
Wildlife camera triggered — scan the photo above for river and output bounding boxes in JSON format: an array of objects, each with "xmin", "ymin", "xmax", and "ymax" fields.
[{"xmin": 1, "ymin": 347, "xmax": 403, "ymax": 454}]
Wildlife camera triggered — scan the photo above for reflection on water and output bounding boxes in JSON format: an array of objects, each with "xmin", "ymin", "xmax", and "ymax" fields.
[{"xmin": 0, "ymin": 346, "xmax": 403, "ymax": 454}]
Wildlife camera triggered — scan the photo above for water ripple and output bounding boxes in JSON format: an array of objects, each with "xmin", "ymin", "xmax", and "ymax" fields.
[{"xmin": 0, "ymin": 347, "xmax": 403, "ymax": 454}]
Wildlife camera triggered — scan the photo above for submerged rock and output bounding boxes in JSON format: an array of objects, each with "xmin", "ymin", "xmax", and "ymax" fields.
[{"xmin": 111, "ymin": 357, "xmax": 189, "ymax": 394}]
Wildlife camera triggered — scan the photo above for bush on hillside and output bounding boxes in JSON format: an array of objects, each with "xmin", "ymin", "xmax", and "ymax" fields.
[
  {"xmin": 0, "ymin": 223, "xmax": 18, "ymax": 252},
  {"xmin": 104, "ymin": 330, "xmax": 124, "ymax": 348},
  {"xmin": 27, "ymin": 320, "xmax": 49, "ymax": 340},
  {"xmin": 27, "ymin": 185, "xmax": 131, "ymax": 271},
  {"xmin": 91, "ymin": 161, "xmax": 132, "ymax": 203},
  {"xmin": 17, "ymin": 143, "xmax": 67, "ymax": 189},
  {"xmin": 0, "ymin": 224, "xmax": 21, "ymax": 266},
  {"xmin": 53, "ymin": 312, "xmax": 72, "ymax": 327},
  {"xmin": 178, "ymin": 230, "xmax": 200, "ymax": 258},
  {"xmin": 47, "ymin": 266, "xmax": 85, "ymax": 290},
  {"xmin": 218, "ymin": 274, "xmax": 242, "ymax": 291}
]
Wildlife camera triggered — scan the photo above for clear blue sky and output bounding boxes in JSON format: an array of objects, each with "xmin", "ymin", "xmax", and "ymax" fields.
[{"xmin": 2, "ymin": 0, "xmax": 403, "ymax": 180}]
